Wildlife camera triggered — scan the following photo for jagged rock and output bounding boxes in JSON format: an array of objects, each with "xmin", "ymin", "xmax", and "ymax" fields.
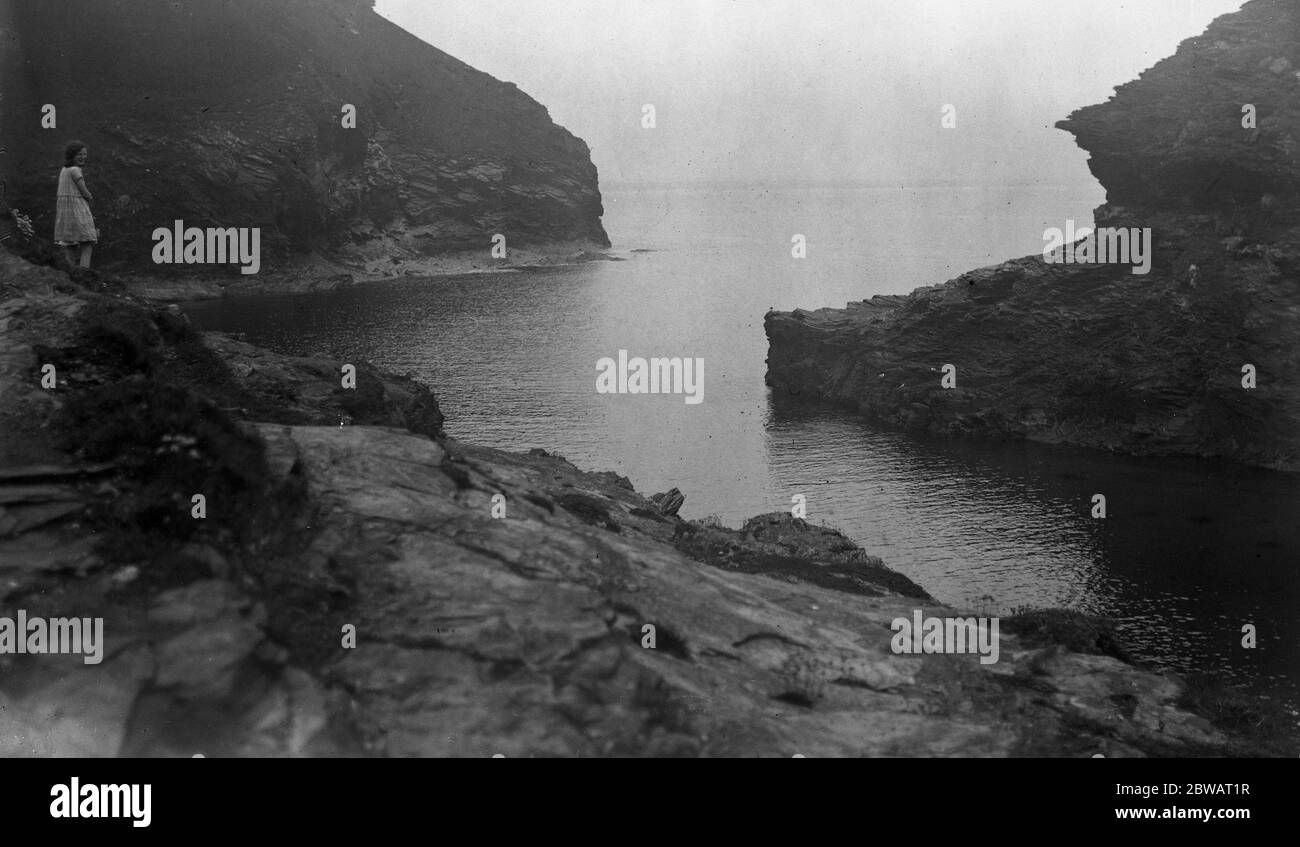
[
  {"xmin": 202, "ymin": 332, "xmax": 445, "ymax": 437},
  {"xmin": 674, "ymin": 511, "xmax": 929, "ymax": 600},
  {"xmin": 156, "ymin": 303, "xmax": 191, "ymax": 336},
  {"xmin": 765, "ymin": 0, "xmax": 1300, "ymax": 472},
  {"xmin": 650, "ymin": 487, "xmax": 685, "ymax": 516},
  {"xmin": 594, "ymin": 470, "xmax": 635, "ymax": 491}
]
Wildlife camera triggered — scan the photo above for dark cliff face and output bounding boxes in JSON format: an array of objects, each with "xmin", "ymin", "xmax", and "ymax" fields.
[
  {"xmin": 766, "ymin": 0, "xmax": 1300, "ymax": 472},
  {"xmin": 1058, "ymin": 0, "xmax": 1300, "ymax": 234},
  {"xmin": 0, "ymin": 0, "xmax": 609, "ymax": 271}
]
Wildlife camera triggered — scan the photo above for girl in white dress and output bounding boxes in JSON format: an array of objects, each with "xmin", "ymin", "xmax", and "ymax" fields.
[{"xmin": 54, "ymin": 141, "xmax": 97, "ymax": 268}]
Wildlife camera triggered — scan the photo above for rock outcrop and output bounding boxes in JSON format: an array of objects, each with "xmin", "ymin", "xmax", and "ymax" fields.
[
  {"xmin": 765, "ymin": 0, "xmax": 1300, "ymax": 472},
  {"xmin": 0, "ymin": 0, "xmax": 608, "ymax": 275},
  {"xmin": 0, "ymin": 250, "xmax": 1280, "ymax": 757}
]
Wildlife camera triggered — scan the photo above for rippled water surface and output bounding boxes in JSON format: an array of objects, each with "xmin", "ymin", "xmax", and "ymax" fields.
[{"xmin": 185, "ymin": 185, "xmax": 1300, "ymax": 714}]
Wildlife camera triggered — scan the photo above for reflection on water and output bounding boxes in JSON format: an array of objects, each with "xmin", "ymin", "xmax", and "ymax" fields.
[
  {"xmin": 765, "ymin": 399, "xmax": 1300, "ymax": 704},
  {"xmin": 182, "ymin": 184, "xmax": 1300, "ymax": 716}
]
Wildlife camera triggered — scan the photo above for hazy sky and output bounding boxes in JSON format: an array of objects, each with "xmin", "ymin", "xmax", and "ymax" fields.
[{"xmin": 375, "ymin": 0, "xmax": 1245, "ymax": 187}]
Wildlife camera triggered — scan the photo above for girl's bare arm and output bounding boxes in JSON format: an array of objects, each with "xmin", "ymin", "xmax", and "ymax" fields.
[{"xmin": 73, "ymin": 173, "xmax": 93, "ymax": 201}]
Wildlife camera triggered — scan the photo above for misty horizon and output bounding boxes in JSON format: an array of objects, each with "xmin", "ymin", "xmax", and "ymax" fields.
[{"xmin": 376, "ymin": 0, "xmax": 1246, "ymax": 189}]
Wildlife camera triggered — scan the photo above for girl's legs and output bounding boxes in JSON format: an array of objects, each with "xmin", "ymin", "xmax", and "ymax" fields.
[
  {"xmin": 77, "ymin": 243, "xmax": 92, "ymax": 268},
  {"xmin": 62, "ymin": 245, "xmax": 78, "ymax": 268}
]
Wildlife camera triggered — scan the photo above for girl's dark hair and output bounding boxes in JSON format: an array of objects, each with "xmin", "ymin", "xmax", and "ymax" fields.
[{"xmin": 64, "ymin": 141, "xmax": 86, "ymax": 167}]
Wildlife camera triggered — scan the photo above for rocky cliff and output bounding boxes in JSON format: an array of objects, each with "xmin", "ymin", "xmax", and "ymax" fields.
[
  {"xmin": 765, "ymin": 0, "xmax": 1300, "ymax": 471},
  {"xmin": 0, "ymin": 0, "xmax": 609, "ymax": 274},
  {"xmin": 0, "ymin": 250, "xmax": 1284, "ymax": 757}
]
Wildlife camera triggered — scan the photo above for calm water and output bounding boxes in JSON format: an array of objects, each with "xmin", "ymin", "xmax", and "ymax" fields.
[{"xmin": 185, "ymin": 184, "xmax": 1300, "ymax": 718}]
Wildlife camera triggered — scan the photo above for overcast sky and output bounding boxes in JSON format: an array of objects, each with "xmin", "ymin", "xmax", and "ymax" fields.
[{"xmin": 375, "ymin": 0, "xmax": 1245, "ymax": 187}]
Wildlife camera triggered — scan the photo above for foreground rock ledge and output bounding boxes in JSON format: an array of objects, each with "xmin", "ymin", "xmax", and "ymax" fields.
[
  {"xmin": 0, "ymin": 252, "xmax": 1257, "ymax": 756},
  {"xmin": 259, "ymin": 424, "xmax": 1227, "ymax": 757}
]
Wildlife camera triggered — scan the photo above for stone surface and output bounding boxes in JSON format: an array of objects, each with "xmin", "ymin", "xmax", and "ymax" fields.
[
  {"xmin": 202, "ymin": 332, "xmax": 445, "ymax": 437},
  {"xmin": 650, "ymin": 487, "xmax": 685, "ymax": 517},
  {"xmin": 250, "ymin": 421, "xmax": 1229, "ymax": 757}
]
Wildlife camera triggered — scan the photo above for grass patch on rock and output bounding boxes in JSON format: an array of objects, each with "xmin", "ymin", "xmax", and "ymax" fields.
[{"xmin": 43, "ymin": 293, "xmax": 290, "ymax": 569}]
